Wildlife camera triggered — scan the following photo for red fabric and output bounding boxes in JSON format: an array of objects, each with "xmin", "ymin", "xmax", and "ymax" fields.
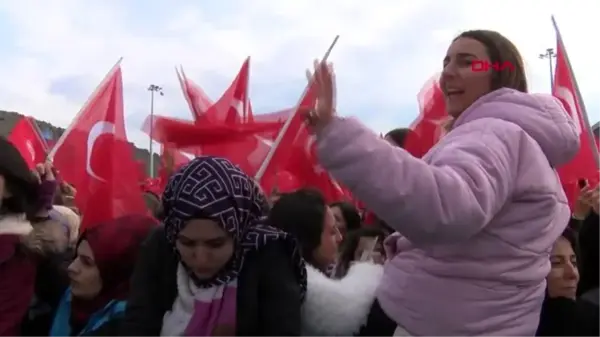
[
  {"xmin": 140, "ymin": 177, "xmax": 163, "ymax": 196},
  {"xmin": 177, "ymin": 67, "xmax": 214, "ymax": 121},
  {"xmin": 71, "ymin": 215, "xmax": 156, "ymax": 327},
  {"xmin": 149, "ymin": 116, "xmax": 282, "ymax": 151},
  {"xmin": 405, "ymin": 75, "xmax": 447, "ymax": 158},
  {"xmin": 49, "ymin": 63, "xmax": 147, "ymax": 231},
  {"xmin": 7, "ymin": 117, "xmax": 48, "ymax": 169},
  {"xmin": 203, "ymin": 58, "xmax": 251, "ymax": 125},
  {"xmin": 553, "ymin": 35, "xmax": 599, "ymax": 208},
  {"xmin": 0, "ymin": 235, "xmax": 36, "ymax": 336},
  {"xmin": 157, "ymin": 144, "xmax": 190, "ymax": 191},
  {"xmin": 269, "ymin": 171, "xmax": 301, "ymax": 193},
  {"xmin": 256, "ymin": 75, "xmax": 345, "ymax": 203}
]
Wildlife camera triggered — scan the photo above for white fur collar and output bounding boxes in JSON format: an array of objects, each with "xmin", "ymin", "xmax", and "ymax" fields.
[
  {"xmin": 301, "ymin": 262, "xmax": 383, "ymax": 336},
  {"xmin": 0, "ymin": 214, "xmax": 32, "ymax": 236}
]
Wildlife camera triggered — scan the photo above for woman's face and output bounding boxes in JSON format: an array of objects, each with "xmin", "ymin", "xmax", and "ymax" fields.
[
  {"xmin": 440, "ymin": 37, "xmax": 493, "ymax": 117},
  {"xmin": 547, "ymin": 236, "xmax": 579, "ymax": 299},
  {"xmin": 312, "ymin": 206, "xmax": 342, "ymax": 268},
  {"xmin": 68, "ymin": 240, "xmax": 102, "ymax": 299},
  {"xmin": 331, "ymin": 205, "xmax": 348, "ymax": 237},
  {"xmin": 176, "ymin": 219, "xmax": 234, "ymax": 280}
]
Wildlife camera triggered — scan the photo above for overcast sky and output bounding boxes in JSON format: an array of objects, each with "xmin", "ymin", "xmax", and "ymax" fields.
[{"xmin": 0, "ymin": 0, "xmax": 597, "ymax": 151}]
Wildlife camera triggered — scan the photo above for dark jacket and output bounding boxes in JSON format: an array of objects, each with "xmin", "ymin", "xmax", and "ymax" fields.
[
  {"xmin": 120, "ymin": 225, "xmax": 302, "ymax": 336},
  {"xmin": 577, "ymin": 212, "xmax": 598, "ymax": 297},
  {"xmin": 21, "ymin": 248, "xmax": 72, "ymax": 336},
  {"xmin": 1, "ymin": 216, "xmax": 68, "ymax": 336},
  {"xmin": 536, "ymin": 296, "xmax": 599, "ymax": 336},
  {"xmin": 0, "ymin": 234, "xmax": 36, "ymax": 336}
]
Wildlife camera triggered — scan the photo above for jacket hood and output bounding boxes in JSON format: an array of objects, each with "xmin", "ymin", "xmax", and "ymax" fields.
[{"xmin": 453, "ymin": 88, "xmax": 580, "ymax": 167}]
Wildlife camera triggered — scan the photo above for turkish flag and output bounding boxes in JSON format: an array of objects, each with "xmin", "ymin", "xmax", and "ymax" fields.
[
  {"xmin": 552, "ymin": 21, "xmax": 599, "ymax": 208},
  {"xmin": 405, "ymin": 75, "xmax": 448, "ymax": 158},
  {"xmin": 177, "ymin": 66, "xmax": 214, "ymax": 121},
  {"xmin": 49, "ymin": 60, "xmax": 146, "ymax": 230},
  {"xmin": 8, "ymin": 117, "xmax": 48, "ymax": 169}
]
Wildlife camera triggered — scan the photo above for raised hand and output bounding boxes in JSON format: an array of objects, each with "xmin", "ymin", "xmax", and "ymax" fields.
[{"xmin": 305, "ymin": 60, "xmax": 337, "ymax": 132}]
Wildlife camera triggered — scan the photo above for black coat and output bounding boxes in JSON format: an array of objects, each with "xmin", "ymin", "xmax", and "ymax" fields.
[
  {"xmin": 119, "ymin": 226, "xmax": 302, "ymax": 336},
  {"xmin": 83, "ymin": 318, "xmax": 122, "ymax": 336},
  {"xmin": 577, "ymin": 212, "xmax": 598, "ymax": 297},
  {"xmin": 536, "ymin": 296, "xmax": 599, "ymax": 336}
]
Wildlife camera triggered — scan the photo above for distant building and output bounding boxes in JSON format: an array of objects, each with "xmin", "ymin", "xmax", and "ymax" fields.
[{"xmin": 0, "ymin": 109, "xmax": 160, "ymax": 175}]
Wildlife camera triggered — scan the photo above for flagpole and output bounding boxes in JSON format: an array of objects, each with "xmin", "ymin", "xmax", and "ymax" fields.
[
  {"xmin": 552, "ymin": 15, "xmax": 600, "ymax": 166},
  {"xmin": 47, "ymin": 57, "xmax": 123, "ymax": 160},
  {"xmin": 538, "ymin": 48, "xmax": 556, "ymax": 91},
  {"xmin": 254, "ymin": 35, "xmax": 340, "ymax": 182},
  {"xmin": 244, "ymin": 56, "xmax": 251, "ymax": 123},
  {"xmin": 147, "ymin": 84, "xmax": 164, "ymax": 178},
  {"xmin": 177, "ymin": 66, "xmax": 198, "ymax": 122},
  {"xmin": 28, "ymin": 117, "xmax": 51, "ymax": 155}
]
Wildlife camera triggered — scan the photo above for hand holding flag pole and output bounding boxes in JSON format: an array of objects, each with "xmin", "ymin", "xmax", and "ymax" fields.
[{"xmin": 254, "ymin": 35, "xmax": 339, "ymax": 182}]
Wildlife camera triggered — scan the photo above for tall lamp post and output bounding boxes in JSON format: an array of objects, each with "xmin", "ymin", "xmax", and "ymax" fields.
[
  {"xmin": 147, "ymin": 84, "xmax": 163, "ymax": 178},
  {"xmin": 539, "ymin": 48, "xmax": 557, "ymax": 91}
]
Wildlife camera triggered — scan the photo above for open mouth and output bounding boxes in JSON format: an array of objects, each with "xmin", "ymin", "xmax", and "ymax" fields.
[{"xmin": 444, "ymin": 89, "xmax": 464, "ymax": 97}]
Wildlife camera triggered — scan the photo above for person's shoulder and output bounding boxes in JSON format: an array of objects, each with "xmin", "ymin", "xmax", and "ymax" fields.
[
  {"xmin": 246, "ymin": 239, "xmax": 291, "ymax": 264},
  {"xmin": 86, "ymin": 316, "xmax": 123, "ymax": 336},
  {"xmin": 138, "ymin": 224, "xmax": 176, "ymax": 265},
  {"xmin": 143, "ymin": 224, "xmax": 167, "ymax": 246},
  {"xmin": 0, "ymin": 233, "xmax": 27, "ymax": 265},
  {"xmin": 242, "ymin": 240, "xmax": 301, "ymax": 282}
]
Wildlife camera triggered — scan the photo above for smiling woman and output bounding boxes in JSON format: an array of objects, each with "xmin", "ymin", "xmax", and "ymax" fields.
[{"xmin": 308, "ymin": 29, "xmax": 580, "ymax": 335}]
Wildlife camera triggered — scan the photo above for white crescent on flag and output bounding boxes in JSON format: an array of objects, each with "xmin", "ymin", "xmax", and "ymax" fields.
[
  {"xmin": 305, "ymin": 136, "xmax": 324, "ymax": 174},
  {"xmin": 86, "ymin": 121, "xmax": 116, "ymax": 182},
  {"xmin": 25, "ymin": 140, "xmax": 35, "ymax": 162},
  {"xmin": 554, "ymin": 85, "xmax": 582, "ymax": 135},
  {"xmin": 231, "ymin": 98, "xmax": 243, "ymax": 118}
]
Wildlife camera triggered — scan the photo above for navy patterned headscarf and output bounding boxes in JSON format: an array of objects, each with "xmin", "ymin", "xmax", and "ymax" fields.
[{"xmin": 162, "ymin": 156, "xmax": 306, "ymax": 295}]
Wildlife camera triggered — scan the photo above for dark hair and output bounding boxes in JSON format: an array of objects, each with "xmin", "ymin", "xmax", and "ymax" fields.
[
  {"xmin": 330, "ymin": 201, "xmax": 361, "ymax": 232},
  {"xmin": 268, "ymin": 188, "xmax": 327, "ymax": 267},
  {"xmin": 333, "ymin": 227, "xmax": 386, "ymax": 278},
  {"xmin": 561, "ymin": 226, "xmax": 578, "ymax": 256},
  {"xmin": 455, "ymin": 30, "xmax": 528, "ymax": 93},
  {"xmin": 384, "ymin": 128, "xmax": 411, "ymax": 148},
  {"xmin": 0, "ymin": 137, "xmax": 39, "ymax": 215},
  {"xmin": 367, "ymin": 213, "xmax": 394, "ymax": 236}
]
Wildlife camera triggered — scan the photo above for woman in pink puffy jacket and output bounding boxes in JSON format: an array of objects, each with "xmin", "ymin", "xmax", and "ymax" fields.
[{"xmin": 306, "ymin": 30, "xmax": 580, "ymax": 335}]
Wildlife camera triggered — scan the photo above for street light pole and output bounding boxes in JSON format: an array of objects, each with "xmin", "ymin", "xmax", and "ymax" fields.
[
  {"xmin": 539, "ymin": 48, "xmax": 557, "ymax": 91},
  {"xmin": 147, "ymin": 84, "xmax": 163, "ymax": 178}
]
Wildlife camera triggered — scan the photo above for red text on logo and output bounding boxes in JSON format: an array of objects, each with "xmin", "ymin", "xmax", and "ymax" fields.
[{"xmin": 471, "ymin": 60, "xmax": 515, "ymax": 72}]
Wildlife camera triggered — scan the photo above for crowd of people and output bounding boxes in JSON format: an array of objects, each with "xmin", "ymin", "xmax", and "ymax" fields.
[{"xmin": 0, "ymin": 29, "xmax": 598, "ymax": 336}]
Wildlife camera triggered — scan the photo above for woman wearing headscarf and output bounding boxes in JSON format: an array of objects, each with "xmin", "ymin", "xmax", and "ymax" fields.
[
  {"xmin": 0, "ymin": 137, "xmax": 64, "ymax": 336},
  {"xmin": 49, "ymin": 215, "xmax": 155, "ymax": 336},
  {"xmin": 306, "ymin": 29, "xmax": 579, "ymax": 335},
  {"xmin": 120, "ymin": 156, "xmax": 306, "ymax": 336}
]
